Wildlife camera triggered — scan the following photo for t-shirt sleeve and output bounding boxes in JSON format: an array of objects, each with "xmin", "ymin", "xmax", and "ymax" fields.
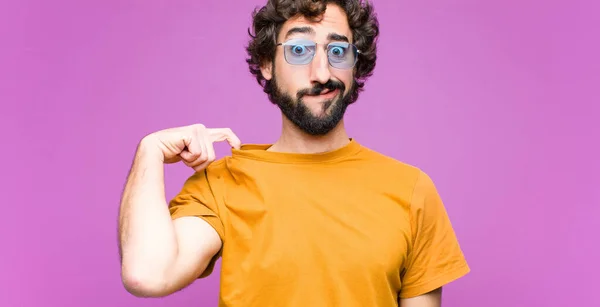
[
  {"xmin": 399, "ymin": 170, "xmax": 470, "ymax": 298},
  {"xmin": 168, "ymin": 169, "xmax": 225, "ymax": 278}
]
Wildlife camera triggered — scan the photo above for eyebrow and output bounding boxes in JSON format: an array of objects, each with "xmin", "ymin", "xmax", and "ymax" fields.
[
  {"xmin": 327, "ymin": 33, "xmax": 349, "ymax": 43},
  {"xmin": 284, "ymin": 26, "xmax": 350, "ymax": 43}
]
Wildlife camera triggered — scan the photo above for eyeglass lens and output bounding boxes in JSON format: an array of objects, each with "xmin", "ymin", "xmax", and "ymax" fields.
[{"xmin": 282, "ymin": 38, "xmax": 358, "ymax": 69}]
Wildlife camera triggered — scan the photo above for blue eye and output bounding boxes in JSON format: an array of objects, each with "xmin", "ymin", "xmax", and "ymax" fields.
[
  {"xmin": 329, "ymin": 46, "xmax": 346, "ymax": 58},
  {"xmin": 291, "ymin": 45, "xmax": 307, "ymax": 56}
]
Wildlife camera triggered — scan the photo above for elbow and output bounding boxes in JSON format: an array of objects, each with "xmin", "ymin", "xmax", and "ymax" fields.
[{"xmin": 121, "ymin": 267, "xmax": 172, "ymax": 298}]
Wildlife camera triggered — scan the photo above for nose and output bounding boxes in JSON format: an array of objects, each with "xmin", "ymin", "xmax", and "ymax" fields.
[{"xmin": 309, "ymin": 49, "xmax": 331, "ymax": 84}]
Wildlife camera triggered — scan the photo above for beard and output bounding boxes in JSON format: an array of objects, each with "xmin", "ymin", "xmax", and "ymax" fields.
[{"xmin": 267, "ymin": 74, "xmax": 358, "ymax": 136}]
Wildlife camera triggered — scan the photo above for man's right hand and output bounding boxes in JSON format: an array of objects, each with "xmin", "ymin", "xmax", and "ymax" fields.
[
  {"xmin": 119, "ymin": 123, "xmax": 239, "ymax": 297},
  {"xmin": 140, "ymin": 124, "xmax": 242, "ymax": 172}
]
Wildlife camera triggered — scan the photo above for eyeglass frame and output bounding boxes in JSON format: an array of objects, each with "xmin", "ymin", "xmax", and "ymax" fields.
[{"xmin": 275, "ymin": 38, "xmax": 361, "ymax": 70}]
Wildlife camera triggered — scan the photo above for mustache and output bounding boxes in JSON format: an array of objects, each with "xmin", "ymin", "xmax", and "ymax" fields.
[{"xmin": 296, "ymin": 80, "xmax": 345, "ymax": 99}]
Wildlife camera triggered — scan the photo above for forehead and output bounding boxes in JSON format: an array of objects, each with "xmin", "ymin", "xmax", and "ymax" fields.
[{"xmin": 278, "ymin": 4, "xmax": 352, "ymax": 42}]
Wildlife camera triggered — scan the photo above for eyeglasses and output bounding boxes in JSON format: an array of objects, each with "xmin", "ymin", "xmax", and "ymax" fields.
[{"xmin": 276, "ymin": 38, "xmax": 360, "ymax": 70}]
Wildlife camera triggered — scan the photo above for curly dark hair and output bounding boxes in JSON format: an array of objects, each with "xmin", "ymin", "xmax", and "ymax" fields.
[{"xmin": 245, "ymin": 0, "xmax": 379, "ymax": 102}]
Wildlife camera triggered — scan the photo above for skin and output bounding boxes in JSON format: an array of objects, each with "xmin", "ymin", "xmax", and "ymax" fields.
[
  {"xmin": 119, "ymin": 3, "xmax": 443, "ymax": 306},
  {"xmin": 119, "ymin": 127, "xmax": 235, "ymax": 297},
  {"xmin": 261, "ymin": 4, "xmax": 354, "ymax": 154},
  {"xmin": 401, "ymin": 287, "xmax": 443, "ymax": 307},
  {"xmin": 263, "ymin": 4, "xmax": 444, "ymax": 306}
]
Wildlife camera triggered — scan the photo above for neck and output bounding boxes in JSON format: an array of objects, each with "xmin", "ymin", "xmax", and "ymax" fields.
[{"xmin": 268, "ymin": 117, "xmax": 350, "ymax": 154}]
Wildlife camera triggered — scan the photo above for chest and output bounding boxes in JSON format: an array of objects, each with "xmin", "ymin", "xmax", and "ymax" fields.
[{"xmin": 219, "ymin": 172, "xmax": 413, "ymax": 280}]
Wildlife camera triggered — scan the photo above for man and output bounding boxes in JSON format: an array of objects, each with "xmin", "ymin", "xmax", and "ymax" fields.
[{"xmin": 118, "ymin": 0, "xmax": 470, "ymax": 306}]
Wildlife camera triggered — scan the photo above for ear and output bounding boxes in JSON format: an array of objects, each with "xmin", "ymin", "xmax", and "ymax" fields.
[{"xmin": 260, "ymin": 61, "xmax": 273, "ymax": 81}]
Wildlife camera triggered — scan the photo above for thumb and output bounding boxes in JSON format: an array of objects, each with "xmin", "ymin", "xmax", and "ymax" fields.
[
  {"xmin": 179, "ymin": 135, "xmax": 201, "ymax": 162},
  {"xmin": 179, "ymin": 150, "xmax": 194, "ymax": 161}
]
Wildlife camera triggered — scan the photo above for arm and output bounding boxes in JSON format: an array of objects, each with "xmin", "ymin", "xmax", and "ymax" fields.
[
  {"xmin": 118, "ymin": 139, "xmax": 221, "ymax": 297},
  {"xmin": 399, "ymin": 171, "xmax": 469, "ymax": 300},
  {"xmin": 399, "ymin": 287, "xmax": 442, "ymax": 307}
]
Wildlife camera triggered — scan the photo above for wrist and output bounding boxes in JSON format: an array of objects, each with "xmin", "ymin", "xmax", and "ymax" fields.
[{"xmin": 138, "ymin": 135, "xmax": 164, "ymax": 164}]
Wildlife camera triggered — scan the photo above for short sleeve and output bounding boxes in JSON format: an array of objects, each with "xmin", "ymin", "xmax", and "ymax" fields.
[
  {"xmin": 168, "ymin": 169, "xmax": 225, "ymax": 278},
  {"xmin": 399, "ymin": 171, "xmax": 470, "ymax": 298}
]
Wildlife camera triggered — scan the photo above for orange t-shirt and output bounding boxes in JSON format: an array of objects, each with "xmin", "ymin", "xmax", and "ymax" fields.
[{"xmin": 169, "ymin": 139, "xmax": 469, "ymax": 306}]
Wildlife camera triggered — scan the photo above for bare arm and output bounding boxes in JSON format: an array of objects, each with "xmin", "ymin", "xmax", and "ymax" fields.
[
  {"xmin": 399, "ymin": 288, "xmax": 442, "ymax": 307},
  {"xmin": 118, "ymin": 138, "xmax": 221, "ymax": 297}
]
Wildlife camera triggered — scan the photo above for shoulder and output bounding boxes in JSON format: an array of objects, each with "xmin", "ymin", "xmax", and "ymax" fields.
[
  {"xmin": 205, "ymin": 157, "xmax": 230, "ymax": 174},
  {"xmin": 358, "ymin": 144, "xmax": 446, "ymax": 202},
  {"xmin": 350, "ymin": 145, "xmax": 443, "ymax": 205},
  {"xmin": 357, "ymin": 145, "xmax": 427, "ymax": 184},
  {"xmin": 177, "ymin": 157, "xmax": 231, "ymax": 192}
]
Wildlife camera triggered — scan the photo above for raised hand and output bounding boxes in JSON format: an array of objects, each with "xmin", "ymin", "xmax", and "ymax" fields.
[{"xmin": 142, "ymin": 124, "xmax": 241, "ymax": 172}]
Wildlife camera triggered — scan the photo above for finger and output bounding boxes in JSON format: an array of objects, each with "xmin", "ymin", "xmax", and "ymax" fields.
[
  {"xmin": 178, "ymin": 135, "xmax": 196, "ymax": 162},
  {"xmin": 207, "ymin": 128, "xmax": 242, "ymax": 150},
  {"xmin": 184, "ymin": 150, "xmax": 214, "ymax": 172},
  {"xmin": 192, "ymin": 159, "xmax": 212, "ymax": 172},
  {"xmin": 203, "ymin": 138, "xmax": 216, "ymax": 164},
  {"xmin": 180, "ymin": 150, "xmax": 194, "ymax": 161},
  {"xmin": 182, "ymin": 150, "xmax": 208, "ymax": 169},
  {"xmin": 182, "ymin": 126, "xmax": 214, "ymax": 172},
  {"xmin": 181, "ymin": 135, "xmax": 202, "ymax": 163},
  {"xmin": 187, "ymin": 137, "xmax": 216, "ymax": 172},
  {"xmin": 196, "ymin": 127, "xmax": 209, "ymax": 163},
  {"xmin": 184, "ymin": 159, "xmax": 207, "ymax": 172}
]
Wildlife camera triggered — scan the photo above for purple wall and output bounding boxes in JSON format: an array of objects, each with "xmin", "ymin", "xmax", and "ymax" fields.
[{"xmin": 1, "ymin": 0, "xmax": 598, "ymax": 306}]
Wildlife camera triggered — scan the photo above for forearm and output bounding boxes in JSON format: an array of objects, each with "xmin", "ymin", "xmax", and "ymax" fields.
[{"xmin": 118, "ymin": 139, "xmax": 177, "ymax": 294}]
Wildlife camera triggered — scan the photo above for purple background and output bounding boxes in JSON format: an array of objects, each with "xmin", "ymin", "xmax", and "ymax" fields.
[{"xmin": 1, "ymin": 0, "xmax": 598, "ymax": 306}]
